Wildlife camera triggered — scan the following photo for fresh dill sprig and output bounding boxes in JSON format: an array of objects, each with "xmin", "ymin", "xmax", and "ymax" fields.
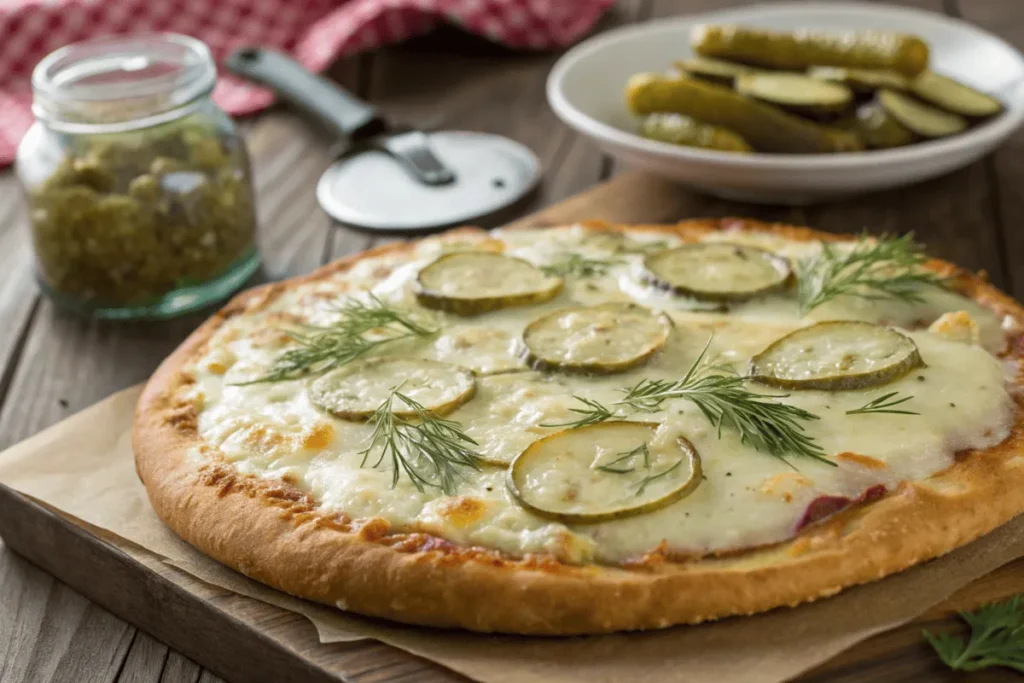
[
  {"xmin": 547, "ymin": 339, "xmax": 829, "ymax": 466},
  {"xmin": 797, "ymin": 233, "xmax": 948, "ymax": 315},
  {"xmin": 540, "ymin": 396, "xmax": 624, "ymax": 429},
  {"xmin": 924, "ymin": 595, "xmax": 1024, "ymax": 673},
  {"xmin": 595, "ymin": 443, "xmax": 649, "ymax": 474},
  {"xmin": 358, "ymin": 387, "xmax": 481, "ymax": 494},
  {"xmin": 634, "ymin": 459, "xmax": 684, "ymax": 497},
  {"xmin": 846, "ymin": 392, "xmax": 919, "ymax": 416},
  {"xmin": 240, "ymin": 295, "xmax": 437, "ymax": 384},
  {"xmin": 541, "ymin": 253, "xmax": 622, "ymax": 278},
  {"xmin": 618, "ymin": 339, "xmax": 830, "ymax": 466}
]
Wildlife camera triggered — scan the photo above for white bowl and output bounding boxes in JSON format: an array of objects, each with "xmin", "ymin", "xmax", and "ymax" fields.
[{"xmin": 547, "ymin": 1, "xmax": 1024, "ymax": 205}]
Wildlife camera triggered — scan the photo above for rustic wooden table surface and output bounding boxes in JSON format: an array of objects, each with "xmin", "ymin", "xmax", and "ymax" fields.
[{"xmin": 2, "ymin": 1, "xmax": 1023, "ymax": 681}]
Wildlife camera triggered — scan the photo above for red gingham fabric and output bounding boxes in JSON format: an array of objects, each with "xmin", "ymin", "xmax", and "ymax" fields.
[{"xmin": 0, "ymin": 0, "xmax": 615, "ymax": 167}]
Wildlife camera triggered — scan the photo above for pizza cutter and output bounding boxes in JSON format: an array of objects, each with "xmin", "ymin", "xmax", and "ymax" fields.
[{"xmin": 226, "ymin": 48, "xmax": 540, "ymax": 233}]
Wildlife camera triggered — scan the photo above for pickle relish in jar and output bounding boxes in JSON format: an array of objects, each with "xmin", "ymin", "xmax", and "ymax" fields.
[{"xmin": 17, "ymin": 34, "xmax": 259, "ymax": 319}]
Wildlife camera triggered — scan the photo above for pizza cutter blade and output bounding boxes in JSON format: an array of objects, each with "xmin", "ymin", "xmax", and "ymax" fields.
[{"xmin": 226, "ymin": 48, "xmax": 540, "ymax": 233}]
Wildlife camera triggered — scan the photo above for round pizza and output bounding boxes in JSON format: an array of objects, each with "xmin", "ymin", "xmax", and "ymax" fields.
[{"xmin": 134, "ymin": 219, "xmax": 1024, "ymax": 635}]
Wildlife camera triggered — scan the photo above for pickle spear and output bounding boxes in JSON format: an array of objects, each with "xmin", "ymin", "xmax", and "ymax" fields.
[
  {"xmin": 750, "ymin": 321, "xmax": 923, "ymax": 391},
  {"xmin": 626, "ymin": 73, "xmax": 863, "ymax": 153},
  {"xmin": 309, "ymin": 358, "xmax": 476, "ymax": 420},
  {"xmin": 642, "ymin": 243, "xmax": 792, "ymax": 302},
  {"xmin": 507, "ymin": 421, "xmax": 702, "ymax": 524},
  {"xmin": 735, "ymin": 72, "xmax": 854, "ymax": 116},
  {"xmin": 416, "ymin": 252, "xmax": 563, "ymax": 316},
  {"xmin": 808, "ymin": 66, "xmax": 909, "ymax": 93},
  {"xmin": 878, "ymin": 89, "xmax": 967, "ymax": 138},
  {"xmin": 674, "ymin": 56, "xmax": 754, "ymax": 85},
  {"xmin": 910, "ymin": 71, "xmax": 1003, "ymax": 118},
  {"xmin": 521, "ymin": 303, "xmax": 671, "ymax": 374},
  {"xmin": 847, "ymin": 102, "xmax": 914, "ymax": 148},
  {"xmin": 639, "ymin": 113, "xmax": 753, "ymax": 153},
  {"xmin": 692, "ymin": 24, "xmax": 929, "ymax": 76}
]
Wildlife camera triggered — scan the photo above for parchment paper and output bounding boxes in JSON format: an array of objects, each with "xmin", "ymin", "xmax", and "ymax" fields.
[{"xmin": 3, "ymin": 385, "xmax": 1024, "ymax": 683}]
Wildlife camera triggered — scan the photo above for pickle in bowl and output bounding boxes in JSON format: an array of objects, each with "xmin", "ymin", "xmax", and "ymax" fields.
[
  {"xmin": 639, "ymin": 113, "xmax": 753, "ymax": 152},
  {"xmin": 734, "ymin": 72, "xmax": 854, "ymax": 117},
  {"xmin": 626, "ymin": 72, "xmax": 862, "ymax": 153},
  {"xmin": 692, "ymin": 24, "xmax": 930, "ymax": 76}
]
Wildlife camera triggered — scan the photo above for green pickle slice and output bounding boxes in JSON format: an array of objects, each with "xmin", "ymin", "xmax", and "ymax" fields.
[
  {"xmin": 638, "ymin": 113, "xmax": 752, "ymax": 153},
  {"xmin": 750, "ymin": 321, "xmax": 924, "ymax": 391},
  {"xmin": 308, "ymin": 358, "xmax": 476, "ymax": 420},
  {"xmin": 521, "ymin": 303, "xmax": 671, "ymax": 374},
  {"xmin": 416, "ymin": 252, "xmax": 563, "ymax": 316},
  {"xmin": 846, "ymin": 102, "xmax": 915, "ymax": 149},
  {"xmin": 507, "ymin": 421, "xmax": 702, "ymax": 524},
  {"xmin": 878, "ymin": 89, "xmax": 967, "ymax": 138},
  {"xmin": 626, "ymin": 73, "xmax": 863, "ymax": 153},
  {"xmin": 807, "ymin": 66, "xmax": 910, "ymax": 92},
  {"xmin": 692, "ymin": 24, "xmax": 929, "ymax": 76},
  {"xmin": 910, "ymin": 71, "xmax": 1003, "ymax": 118},
  {"xmin": 735, "ymin": 72, "xmax": 854, "ymax": 116},
  {"xmin": 673, "ymin": 56, "xmax": 754, "ymax": 85},
  {"xmin": 642, "ymin": 243, "xmax": 792, "ymax": 302}
]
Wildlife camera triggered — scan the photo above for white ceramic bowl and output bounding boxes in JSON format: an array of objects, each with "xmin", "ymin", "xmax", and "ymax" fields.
[{"xmin": 547, "ymin": 2, "xmax": 1024, "ymax": 204}]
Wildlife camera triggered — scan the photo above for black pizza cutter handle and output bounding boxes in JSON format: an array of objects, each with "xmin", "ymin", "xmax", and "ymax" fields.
[{"xmin": 225, "ymin": 47, "xmax": 455, "ymax": 186}]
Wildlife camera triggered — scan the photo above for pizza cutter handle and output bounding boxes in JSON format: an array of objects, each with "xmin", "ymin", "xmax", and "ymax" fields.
[{"xmin": 225, "ymin": 47, "xmax": 386, "ymax": 141}]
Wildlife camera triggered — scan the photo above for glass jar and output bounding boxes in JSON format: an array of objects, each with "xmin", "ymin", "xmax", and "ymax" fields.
[{"xmin": 17, "ymin": 34, "xmax": 260, "ymax": 319}]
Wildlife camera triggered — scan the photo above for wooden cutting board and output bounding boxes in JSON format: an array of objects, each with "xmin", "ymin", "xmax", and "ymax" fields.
[{"xmin": 2, "ymin": 173, "xmax": 1022, "ymax": 683}]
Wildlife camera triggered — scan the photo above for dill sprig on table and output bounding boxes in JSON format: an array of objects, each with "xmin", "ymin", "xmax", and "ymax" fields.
[
  {"xmin": 359, "ymin": 387, "xmax": 481, "ymax": 494},
  {"xmin": 548, "ymin": 339, "xmax": 830, "ymax": 466},
  {"xmin": 796, "ymin": 233, "xmax": 948, "ymax": 315},
  {"xmin": 240, "ymin": 295, "xmax": 438, "ymax": 384},
  {"xmin": 846, "ymin": 392, "xmax": 919, "ymax": 416},
  {"xmin": 925, "ymin": 595, "xmax": 1024, "ymax": 673},
  {"xmin": 541, "ymin": 253, "xmax": 623, "ymax": 278}
]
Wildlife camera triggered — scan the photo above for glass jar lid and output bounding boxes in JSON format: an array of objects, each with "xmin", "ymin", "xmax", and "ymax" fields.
[{"xmin": 31, "ymin": 33, "xmax": 217, "ymax": 132}]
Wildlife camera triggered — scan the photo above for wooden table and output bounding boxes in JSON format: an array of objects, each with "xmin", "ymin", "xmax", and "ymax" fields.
[{"xmin": 1, "ymin": 1, "xmax": 1023, "ymax": 681}]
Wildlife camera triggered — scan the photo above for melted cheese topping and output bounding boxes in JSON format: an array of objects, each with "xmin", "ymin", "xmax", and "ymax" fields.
[{"xmin": 189, "ymin": 225, "xmax": 1018, "ymax": 565}]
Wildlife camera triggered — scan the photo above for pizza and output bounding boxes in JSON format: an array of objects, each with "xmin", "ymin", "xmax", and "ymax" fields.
[{"xmin": 134, "ymin": 219, "xmax": 1024, "ymax": 635}]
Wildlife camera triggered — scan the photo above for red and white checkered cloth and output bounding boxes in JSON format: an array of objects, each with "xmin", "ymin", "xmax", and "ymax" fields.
[{"xmin": 0, "ymin": 0, "xmax": 614, "ymax": 167}]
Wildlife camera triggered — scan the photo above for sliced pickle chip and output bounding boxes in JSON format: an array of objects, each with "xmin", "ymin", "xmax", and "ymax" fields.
[
  {"xmin": 847, "ymin": 102, "xmax": 915, "ymax": 149},
  {"xmin": 642, "ymin": 243, "xmax": 792, "ymax": 302},
  {"xmin": 749, "ymin": 321, "xmax": 924, "ymax": 391},
  {"xmin": 878, "ymin": 89, "xmax": 967, "ymax": 138},
  {"xmin": 416, "ymin": 252, "xmax": 563, "ymax": 316},
  {"xmin": 910, "ymin": 71, "xmax": 1003, "ymax": 118},
  {"xmin": 735, "ymin": 73, "xmax": 854, "ymax": 116},
  {"xmin": 507, "ymin": 421, "xmax": 702, "ymax": 523},
  {"xmin": 521, "ymin": 303, "xmax": 671, "ymax": 374},
  {"xmin": 308, "ymin": 358, "xmax": 476, "ymax": 420},
  {"xmin": 639, "ymin": 113, "xmax": 752, "ymax": 153},
  {"xmin": 673, "ymin": 56, "xmax": 754, "ymax": 85},
  {"xmin": 808, "ymin": 66, "xmax": 909, "ymax": 93}
]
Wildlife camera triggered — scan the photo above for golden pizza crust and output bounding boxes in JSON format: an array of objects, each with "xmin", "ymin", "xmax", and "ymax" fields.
[{"xmin": 133, "ymin": 219, "xmax": 1024, "ymax": 635}]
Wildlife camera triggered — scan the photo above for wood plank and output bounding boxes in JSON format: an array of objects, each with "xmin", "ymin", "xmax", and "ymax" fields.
[
  {"xmin": 159, "ymin": 653, "xmax": 202, "ymax": 683},
  {"xmin": 953, "ymin": 0, "xmax": 1024, "ymax": 299},
  {"xmin": 118, "ymin": 632, "xmax": 170, "ymax": 683}
]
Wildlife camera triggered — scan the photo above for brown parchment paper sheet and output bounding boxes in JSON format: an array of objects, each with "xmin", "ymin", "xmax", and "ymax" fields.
[{"xmin": 3, "ymin": 385, "xmax": 1024, "ymax": 683}]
